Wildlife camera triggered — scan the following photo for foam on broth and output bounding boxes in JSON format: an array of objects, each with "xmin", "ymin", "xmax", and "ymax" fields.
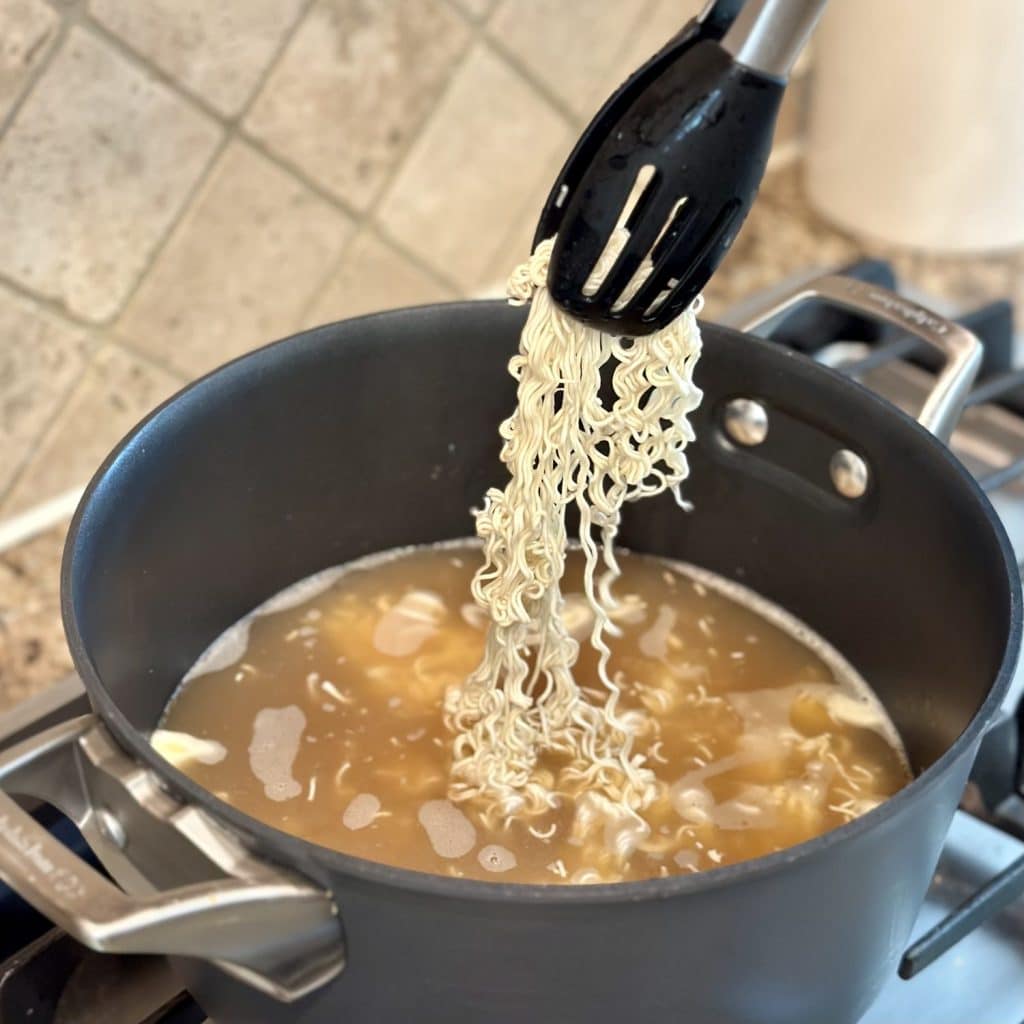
[{"xmin": 155, "ymin": 541, "xmax": 910, "ymax": 884}]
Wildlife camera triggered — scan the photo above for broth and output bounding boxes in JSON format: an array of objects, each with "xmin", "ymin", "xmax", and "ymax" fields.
[{"xmin": 156, "ymin": 542, "xmax": 910, "ymax": 884}]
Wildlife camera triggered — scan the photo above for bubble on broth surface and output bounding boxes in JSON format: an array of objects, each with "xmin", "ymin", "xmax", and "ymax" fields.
[
  {"xmin": 248, "ymin": 705, "xmax": 306, "ymax": 802},
  {"xmin": 673, "ymin": 849, "xmax": 699, "ymax": 870},
  {"xmin": 343, "ymin": 793, "xmax": 381, "ymax": 830},
  {"xmin": 478, "ymin": 844, "xmax": 517, "ymax": 873},
  {"xmin": 418, "ymin": 799, "xmax": 477, "ymax": 858}
]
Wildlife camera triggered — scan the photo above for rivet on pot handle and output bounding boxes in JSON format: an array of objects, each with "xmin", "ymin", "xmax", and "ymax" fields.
[
  {"xmin": 733, "ymin": 274, "xmax": 983, "ymax": 444},
  {"xmin": 0, "ymin": 715, "xmax": 345, "ymax": 1002}
]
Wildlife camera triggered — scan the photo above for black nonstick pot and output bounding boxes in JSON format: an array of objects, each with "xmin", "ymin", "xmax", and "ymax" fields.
[{"xmin": 0, "ymin": 275, "xmax": 1018, "ymax": 1024}]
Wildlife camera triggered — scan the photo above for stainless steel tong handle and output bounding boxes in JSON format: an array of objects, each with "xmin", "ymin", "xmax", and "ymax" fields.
[
  {"xmin": 734, "ymin": 273, "xmax": 983, "ymax": 443},
  {"xmin": 721, "ymin": 0, "xmax": 829, "ymax": 80},
  {"xmin": 0, "ymin": 715, "xmax": 345, "ymax": 1002}
]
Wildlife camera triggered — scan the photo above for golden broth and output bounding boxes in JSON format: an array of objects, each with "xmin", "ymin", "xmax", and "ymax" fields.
[{"xmin": 155, "ymin": 543, "xmax": 910, "ymax": 884}]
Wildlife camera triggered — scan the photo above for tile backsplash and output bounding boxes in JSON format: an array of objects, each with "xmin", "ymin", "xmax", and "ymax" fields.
[{"xmin": 2, "ymin": 0, "xmax": 815, "ymax": 519}]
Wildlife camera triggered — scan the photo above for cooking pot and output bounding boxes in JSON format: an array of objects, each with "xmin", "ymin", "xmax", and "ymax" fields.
[{"xmin": 0, "ymin": 275, "xmax": 1018, "ymax": 1023}]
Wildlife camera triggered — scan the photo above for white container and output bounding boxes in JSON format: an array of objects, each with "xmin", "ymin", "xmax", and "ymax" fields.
[{"xmin": 805, "ymin": 0, "xmax": 1024, "ymax": 252}]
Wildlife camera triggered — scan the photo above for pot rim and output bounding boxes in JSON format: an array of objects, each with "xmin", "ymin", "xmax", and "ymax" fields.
[{"xmin": 61, "ymin": 300, "xmax": 1023, "ymax": 905}]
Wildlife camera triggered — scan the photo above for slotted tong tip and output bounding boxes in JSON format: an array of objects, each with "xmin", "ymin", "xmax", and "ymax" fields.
[{"xmin": 534, "ymin": 0, "xmax": 827, "ymax": 336}]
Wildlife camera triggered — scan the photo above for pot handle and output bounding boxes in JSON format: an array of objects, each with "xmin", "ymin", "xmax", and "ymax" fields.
[
  {"xmin": 0, "ymin": 714, "xmax": 345, "ymax": 1003},
  {"xmin": 734, "ymin": 273, "xmax": 983, "ymax": 443}
]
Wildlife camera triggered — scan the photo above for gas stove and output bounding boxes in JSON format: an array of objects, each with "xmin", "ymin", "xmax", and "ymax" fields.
[{"xmin": 1, "ymin": 260, "xmax": 1022, "ymax": 1023}]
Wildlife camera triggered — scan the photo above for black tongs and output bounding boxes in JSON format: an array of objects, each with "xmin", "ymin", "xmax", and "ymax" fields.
[{"xmin": 534, "ymin": 0, "xmax": 827, "ymax": 336}]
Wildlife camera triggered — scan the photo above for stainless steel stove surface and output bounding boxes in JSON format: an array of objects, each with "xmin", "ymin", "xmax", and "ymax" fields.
[
  {"xmin": 1, "ymin": 261, "xmax": 1023, "ymax": 1023},
  {"xmin": 864, "ymin": 812, "xmax": 1024, "ymax": 1023}
]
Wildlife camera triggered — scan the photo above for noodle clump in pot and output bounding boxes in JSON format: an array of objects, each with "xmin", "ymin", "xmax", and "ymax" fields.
[{"xmin": 444, "ymin": 238, "xmax": 704, "ymax": 845}]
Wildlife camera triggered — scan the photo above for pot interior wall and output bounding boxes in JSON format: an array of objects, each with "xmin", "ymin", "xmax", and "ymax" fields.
[{"xmin": 66, "ymin": 302, "xmax": 1013, "ymax": 776}]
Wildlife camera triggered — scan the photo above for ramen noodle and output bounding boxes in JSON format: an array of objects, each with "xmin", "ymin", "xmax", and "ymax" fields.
[{"xmin": 445, "ymin": 240, "xmax": 703, "ymax": 828}]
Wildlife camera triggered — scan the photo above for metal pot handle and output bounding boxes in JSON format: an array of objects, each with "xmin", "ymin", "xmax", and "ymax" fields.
[
  {"xmin": 0, "ymin": 714, "xmax": 345, "ymax": 1002},
  {"xmin": 734, "ymin": 273, "xmax": 983, "ymax": 443}
]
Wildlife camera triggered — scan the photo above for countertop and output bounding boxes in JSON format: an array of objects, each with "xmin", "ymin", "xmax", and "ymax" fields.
[{"xmin": 2, "ymin": 163, "xmax": 1022, "ymax": 712}]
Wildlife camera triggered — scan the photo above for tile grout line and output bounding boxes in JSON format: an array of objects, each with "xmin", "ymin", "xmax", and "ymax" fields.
[
  {"xmin": 296, "ymin": 4, "xmax": 488, "ymax": 323},
  {"xmin": 435, "ymin": 0, "xmax": 667, "ymax": 291},
  {"xmin": 0, "ymin": 335, "xmax": 190, "ymax": 523},
  {"xmin": 1, "ymin": 7, "xmax": 474, "ymax": 524},
  {"xmin": 483, "ymin": 34, "xmax": 580, "ymax": 128},
  {"xmin": 358, "ymin": 6, "xmax": 584, "ymax": 297},
  {"xmin": 0, "ymin": 0, "xmax": 759, "ymax": 540},
  {"xmin": 86, "ymin": 0, "xmax": 320, "ymax": 333},
  {"xmin": 293, "ymin": 231, "xmax": 366, "ymax": 332},
  {"xmin": 0, "ymin": 0, "xmax": 248, "ymax": 514},
  {"xmin": 299, "ymin": 0, "xmax": 678, "ymax": 309},
  {"xmin": 229, "ymin": 123, "xmax": 471, "ymax": 298},
  {"xmin": 104, "ymin": 132, "xmax": 231, "ymax": 334},
  {"xmin": 0, "ymin": 80, "xmax": 111, "ymax": 516},
  {"xmin": 105, "ymin": 337, "xmax": 189, "ymax": 384},
  {"xmin": 0, "ymin": 345, "xmax": 102, "ymax": 517},
  {"xmin": 4, "ymin": 0, "xmax": 321, "ymax": 331},
  {"xmin": 61, "ymin": 5, "xmax": 228, "ymax": 123},
  {"xmin": 439, "ymin": 0, "xmax": 495, "ymax": 26},
  {"xmin": 85, "ymin": 0, "xmax": 315, "ymax": 125},
  {"xmin": 458, "ymin": 0, "xmax": 664, "ymax": 131},
  {"xmin": 2, "ymin": 6, "xmax": 230, "ymax": 330},
  {"xmin": 4, "ymin": 0, "xmax": 600, "ymax": 329},
  {"xmin": 594, "ymin": 0, "xmax": 670, "ymax": 109},
  {"xmin": 368, "ymin": 224, "xmax": 465, "ymax": 296},
  {"xmin": 0, "ymin": 273, "xmax": 99, "ymax": 332},
  {"xmin": 0, "ymin": 3, "xmax": 69, "ymax": 140},
  {"xmin": 237, "ymin": 0, "xmax": 318, "ymax": 113},
  {"xmin": 305, "ymin": 0, "xmax": 668, "ymax": 314},
  {"xmin": 235, "ymin": 127, "xmax": 363, "ymax": 219},
  {"xmin": 359, "ymin": 1, "xmax": 480, "ymax": 218},
  {"xmin": 0, "ymin": 322, "xmax": 105, "ymax": 510}
]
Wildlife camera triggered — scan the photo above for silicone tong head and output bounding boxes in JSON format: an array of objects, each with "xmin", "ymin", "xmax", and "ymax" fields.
[{"xmin": 534, "ymin": 2, "xmax": 783, "ymax": 336}]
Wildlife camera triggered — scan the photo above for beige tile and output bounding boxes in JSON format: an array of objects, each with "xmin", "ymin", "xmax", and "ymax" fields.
[
  {"xmin": 117, "ymin": 141, "xmax": 353, "ymax": 379},
  {"xmin": 583, "ymin": 0, "xmax": 704, "ymax": 118},
  {"xmin": 0, "ymin": 285, "xmax": 92, "ymax": 499},
  {"xmin": 0, "ymin": 522, "xmax": 74, "ymax": 712},
  {"xmin": 615, "ymin": 0, "xmax": 702, "ymax": 73},
  {"xmin": 449, "ymin": 0, "xmax": 495, "ymax": 19},
  {"xmin": 587, "ymin": 0, "xmax": 803, "ymax": 127},
  {"xmin": 476, "ymin": 136, "xmax": 571, "ymax": 295},
  {"xmin": 0, "ymin": 29, "xmax": 222, "ymax": 322},
  {"xmin": 476, "ymin": 214, "xmax": 534, "ymax": 298},
  {"xmin": 304, "ymin": 230, "xmax": 453, "ymax": 328},
  {"xmin": 0, "ymin": 345, "xmax": 183, "ymax": 516},
  {"xmin": 774, "ymin": 72, "xmax": 809, "ymax": 148},
  {"xmin": 246, "ymin": 0, "xmax": 471, "ymax": 212},
  {"xmin": 488, "ymin": 0, "xmax": 652, "ymax": 118},
  {"xmin": 89, "ymin": 0, "xmax": 306, "ymax": 117},
  {"xmin": 377, "ymin": 45, "xmax": 570, "ymax": 293},
  {"xmin": 0, "ymin": 0, "xmax": 58, "ymax": 120}
]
